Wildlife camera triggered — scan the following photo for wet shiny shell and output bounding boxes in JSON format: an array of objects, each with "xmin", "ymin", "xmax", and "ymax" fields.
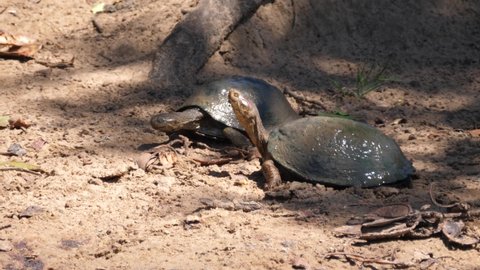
[
  {"xmin": 180, "ymin": 76, "xmax": 299, "ymax": 137},
  {"xmin": 268, "ymin": 116, "xmax": 414, "ymax": 187}
]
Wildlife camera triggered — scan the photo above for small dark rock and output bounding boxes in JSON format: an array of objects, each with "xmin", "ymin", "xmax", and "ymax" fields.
[
  {"xmin": 7, "ymin": 143, "xmax": 27, "ymax": 157},
  {"xmin": 60, "ymin": 239, "xmax": 82, "ymax": 250},
  {"xmin": 0, "ymin": 240, "xmax": 13, "ymax": 252},
  {"xmin": 18, "ymin": 206, "xmax": 44, "ymax": 218},
  {"xmin": 409, "ymin": 80, "xmax": 421, "ymax": 88},
  {"xmin": 292, "ymin": 257, "xmax": 310, "ymax": 270},
  {"xmin": 374, "ymin": 117, "xmax": 384, "ymax": 125}
]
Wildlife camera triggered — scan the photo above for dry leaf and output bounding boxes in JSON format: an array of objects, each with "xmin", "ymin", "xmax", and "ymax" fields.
[
  {"xmin": 31, "ymin": 138, "xmax": 47, "ymax": 151},
  {"xmin": 0, "ymin": 30, "xmax": 42, "ymax": 58},
  {"xmin": 441, "ymin": 220, "xmax": 479, "ymax": 246},
  {"xmin": 8, "ymin": 117, "xmax": 31, "ymax": 129}
]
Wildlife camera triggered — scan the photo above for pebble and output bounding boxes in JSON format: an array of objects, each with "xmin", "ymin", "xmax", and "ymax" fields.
[
  {"xmin": 18, "ymin": 205, "xmax": 45, "ymax": 218},
  {"xmin": 374, "ymin": 186, "xmax": 400, "ymax": 197},
  {"xmin": 292, "ymin": 257, "xmax": 310, "ymax": 270},
  {"xmin": 0, "ymin": 240, "xmax": 13, "ymax": 252},
  {"xmin": 154, "ymin": 176, "xmax": 176, "ymax": 193},
  {"xmin": 7, "ymin": 143, "xmax": 27, "ymax": 157},
  {"xmin": 392, "ymin": 118, "xmax": 407, "ymax": 125},
  {"xmin": 184, "ymin": 214, "xmax": 201, "ymax": 224}
]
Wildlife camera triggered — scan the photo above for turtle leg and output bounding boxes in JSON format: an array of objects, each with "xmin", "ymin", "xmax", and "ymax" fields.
[
  {"xmin": 222, "ymin": 127, "xmax": 251, "ymax": 148},
  {"xmin": 262, "ymin": 159, "xmax": 282, "ymax": 190},
  {"xmin": 223, "ymin": 127, "xmax": 262, "ymax": 160}
]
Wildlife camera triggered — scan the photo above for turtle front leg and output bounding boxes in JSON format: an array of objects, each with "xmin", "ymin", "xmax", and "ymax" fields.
[
  {"xmin": 262, "ymin": 159, "xmax": 282, "ymax": 190},
  {"xmin": 223, "ymin": 127, "xmax": 261, "ymax": 160}
]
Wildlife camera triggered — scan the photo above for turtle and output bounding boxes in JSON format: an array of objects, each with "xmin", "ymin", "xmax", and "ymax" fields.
[
  {"xmin": 150, "ymin": 76, "xmax": 299, "ymax": 147},
  {"xmin": 228, "ymin": 89, "xmax": 414, "ymax": 189}
]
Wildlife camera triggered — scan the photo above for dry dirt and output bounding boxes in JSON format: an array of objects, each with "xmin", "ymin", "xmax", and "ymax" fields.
[{"xmin": 1, "ymin": 0, "xmax": 480, "ymax": 269}]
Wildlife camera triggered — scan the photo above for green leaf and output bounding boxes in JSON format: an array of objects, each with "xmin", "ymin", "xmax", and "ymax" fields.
[
  {"xmin": 0, "ymin": 115, "xmax": 10, "ymax": 128},
  {"xmin": 0, "ymin": 160, "xmax": 43, "ymax": 171},
  {"xmin": 92, "ymin": 2, "xmax": 105, "ymax": 14}
]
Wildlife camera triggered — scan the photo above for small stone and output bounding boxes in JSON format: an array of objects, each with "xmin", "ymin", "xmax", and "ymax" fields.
[
  {"xmin": 374, "ymin": 186, "xmax": 400, "ymax": 197},
  {"xmin": 0, "ymin": 240, "xmax": 13, "ymax": 252},
  {"xmin": 408, "ymin": 134, "xmax": 416, "ymax": 140},
  {"xmin": 7, "ymin": 143, "xmax": 27, "ymax": 157},
  {"xmin": 184, "ymin": 214, "xmax": 201, "ymax": 229},
  {"xmin": 226, "ymin": 223, "xmax": 236, "ymax": 234},
  {"xmin": 185, "ymin": 214, "xmax": 201, "ymax": 224},
  {"xmin": 392, "ymin": 118, "xmax": 407, "ymax": 125},
  {"xmin": 233, "ymin": 176, "xmax": 249, "ymax": 186},
  {"xmin": 18, "ymin": 205, "xmax": 44, "ymax": 218},
  {"xmin": 64, "ymin": 200, "xmax": 75, "ymax": 208},
  {"xmin": 292, "ymin": 257, "xmax": 310, "ymax": 270},
  {"xmin": 88, "ymin": 178, "xmax": 103, "ymax": 185},
  {"xmin": 60, "ymin": 239, "xmax": 82, "ymax": 250},
  {"xmin": 154, "ymin": 176, "xmax": 176, "ymax": 193},
  {"xmin": 281, "ymin": 240, "xmax": 296, "ymax": 248},
  {"xmin": 374, "ymin": 117, "xmax": 384, "ymax": 125},
  {"xmin": 420, "ymin": 204, "xmax": 431, "ymax": 211}
]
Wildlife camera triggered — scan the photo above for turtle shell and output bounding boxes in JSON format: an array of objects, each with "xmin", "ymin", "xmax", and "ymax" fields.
[
  {"xmin": 180, "ymin": 76, "xmax": 299, "ymax": 137},
  {"xmin": 268, "ymin": 116, "xmax": 414, "ymax": 187}
]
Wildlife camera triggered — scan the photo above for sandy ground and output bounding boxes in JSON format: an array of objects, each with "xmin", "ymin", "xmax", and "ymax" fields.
[{"xmin": 1, "ymin": 0, "xmax": 479, "ymax": 269}]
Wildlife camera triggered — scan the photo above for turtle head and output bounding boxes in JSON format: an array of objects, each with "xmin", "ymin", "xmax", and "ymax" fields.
[
  {"xmin": 150, "ymin": 109, "xmax": 203, "ymax": 133},
  {"xmin": 228, "ymin": 88, "xmax": 268, "ymax": 155},
  {"xmin": 228, "ymin": 89, "xmax": 258, "ymax": 132}
]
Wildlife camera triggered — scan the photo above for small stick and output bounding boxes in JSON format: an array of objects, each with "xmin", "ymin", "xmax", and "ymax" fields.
[
  {"xmin": 429, "ymin": 182, "xmax": 460, "ymax": 208},
  {"xmin": 0, "ymin": 167, "xmax": 42, "ymax": 175},
  {"xmin": 284, "ymin": 88, "xmax": 327, "ymax": 111},
  {"xmin": 325, "ymin": 252, "xmax": 414, "ymax": 268},
  {"xmin": 192, "ymin": 157, "xmax": 232, "ymax": 166},
  {"xmin": 0, "ymin": 224, "xmax": 12, "ymax": 230}
]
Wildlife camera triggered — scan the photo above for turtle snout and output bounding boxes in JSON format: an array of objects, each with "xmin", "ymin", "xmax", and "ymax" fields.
[
  {"xmin": 150, "ymin": 110, "xmax": 203, "ymax": 133},
  {"xmin": 150, "ymin": 114, "xmax": 178, "ymax": 132}
]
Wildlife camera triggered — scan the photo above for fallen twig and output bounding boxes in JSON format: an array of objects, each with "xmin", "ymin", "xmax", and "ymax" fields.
[
  {"xmin": 325, "ymin": 252, "xmax": 414, "ymax": 268},
  {"xmin": 192, "ymin": 156, "xmax": 232, "ymax": 166},
  {"xmin": 335, "ymin": 202, "xmax": 480, "ymax": 247},
  {"xmin": 0, "ymin": 224, "xmax": 12, "ymax": 231},
  {"xmin": 284, "ymin": 87, "xmax": 327, "ymax": 111},
  {"xmin": 429, "ymin": 182, "xmax": 464, "ymax": 209},
  {"xmin": 0, "ymin": 167, "xmax": 42, "ymax": 175},
  {"xmin": 196, "ymin": 198, "xmax": 263, "ymax": 212}
]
